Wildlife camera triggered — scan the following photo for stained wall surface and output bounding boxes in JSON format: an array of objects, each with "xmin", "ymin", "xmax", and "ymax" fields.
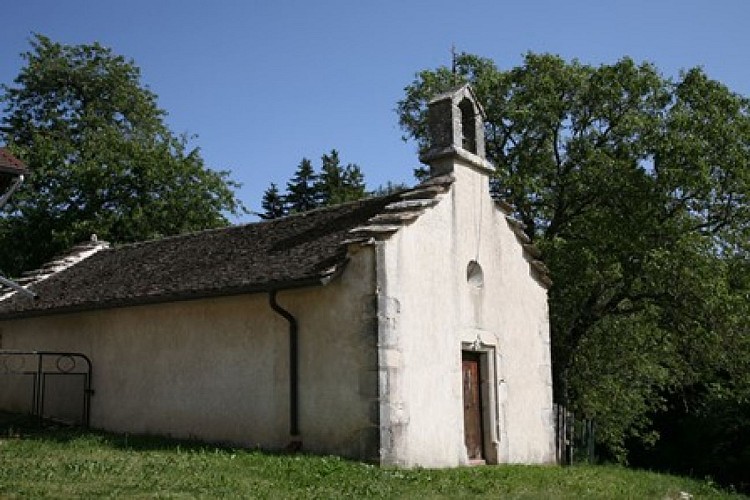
[
  {"xmin": 377, "ymin": 158, "xmax": 555, "ymax": 467},
  {"xmin": 0, "ymin": 156, "xmax": 554, "ymax": 468},
  {"xmin": 0, "ymin": 248, "xmax": 379, "ymax": 459}
]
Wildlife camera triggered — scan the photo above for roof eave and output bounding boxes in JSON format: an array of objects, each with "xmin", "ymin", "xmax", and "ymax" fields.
[{"xmin": 0, "ymin": 267, "xmax": 345, "ymax": 322}]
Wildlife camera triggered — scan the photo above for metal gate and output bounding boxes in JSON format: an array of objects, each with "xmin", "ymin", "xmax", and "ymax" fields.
[{"xmin": 0, "ymin": 350, "xmax": 93, "ymax": 427}]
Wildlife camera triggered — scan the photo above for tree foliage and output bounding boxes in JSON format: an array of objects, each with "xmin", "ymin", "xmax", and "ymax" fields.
[
  {"xmin": 316, "ymin": 149, "xmax": 366, "ymax": 206},
  {"xmin": 398, "ymin": 53, "xmax": 750, "ymax": 465},
  {"xmin": 285, "ymin": 158, "xmax": 319, "ymax": 214},
  {"xmin": 260, "ymin": 182, "xmax": 285, "ymax": 220},
  {"xmin": 0, "ymin": 35, "xmax": 244, "ymax": 276},
  {"xmin": 262, "ymin": 149, "xmax": 367, "ymax": 219}
]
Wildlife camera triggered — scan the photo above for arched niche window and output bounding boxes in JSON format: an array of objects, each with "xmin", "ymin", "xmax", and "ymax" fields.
[
  {"xmin": 459, "ymin": 98, "xmax": 477, "ymax": 154},
  {"xmin": 467, "ymin": 260, "xmax": 484, "ymax": 288}
]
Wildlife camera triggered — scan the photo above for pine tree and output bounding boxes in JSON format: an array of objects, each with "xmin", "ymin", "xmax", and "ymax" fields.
[
  {"xmin": 285, "ymin": 158, "xmax": 319, "ymax": 213},
  {"xmin": 260, "ymin": 183, "xmax": 286, "ymax": 219},
  {"xmin": 340, "ymin": 162, "xmax": 366, "ymax": 201},
  {"xmin": 267, "ymin": 150, "xmax": 370, "ymax": 217},
  {"xmin": 317, "ymin": 149, "xmax": 366, "ymax": 205},
  {"xmin": 317, "ymin": 150, "xmax": 343, "ymax": 205}
]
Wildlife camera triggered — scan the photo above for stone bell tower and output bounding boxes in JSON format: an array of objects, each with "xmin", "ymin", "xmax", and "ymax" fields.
[{"xmin": 419, "ymin": 84, "xmax": 494, "ymax": 178}]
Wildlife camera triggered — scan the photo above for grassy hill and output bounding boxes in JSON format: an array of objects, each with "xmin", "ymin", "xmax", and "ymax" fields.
[{"xmin": 0, "ymin": 413, "xmax": 743, "ymax": 499}]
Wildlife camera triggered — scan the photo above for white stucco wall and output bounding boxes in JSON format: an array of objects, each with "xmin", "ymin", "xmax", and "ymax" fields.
[
  {"xmin": 377, "ymin": 158, "xmax": 555, "ymax": 467},
  {"xmin": 0, "ymin": 157, "xmax": 554, "ymax": 468},
  {"xmin": 0, "ymin": 248, "xmax": 379, "ymax": 460}
]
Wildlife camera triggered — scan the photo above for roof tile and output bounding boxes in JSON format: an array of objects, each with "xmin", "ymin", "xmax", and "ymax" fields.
[
  {"xmin": 0, "ymin": 148, "xmax": 28, "ymax": 194},
  {"xmin": 0, "ymin": 148, "xmax": 27, "ymax": 175},
  {"xmin": 0, "ymin": 176, "xmax": 455, "ymax": 318}
]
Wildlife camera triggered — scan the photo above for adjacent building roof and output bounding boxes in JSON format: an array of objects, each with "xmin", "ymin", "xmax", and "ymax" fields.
[
  {"xmin": 0, "ymin": 148, "xmax": 28, "ymax": 194},
  {"xmin": 0, "ymin": 148, "xmax": 27, "ymax": 176},
  {"xmin": 0, "ymin": 176, "xmax": 455, "ymax": 319}
]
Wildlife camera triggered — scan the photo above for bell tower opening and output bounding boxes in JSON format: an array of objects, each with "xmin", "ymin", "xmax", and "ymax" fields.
[
  {"xmin": 419, "ymin": 85, "xmax": 493, "ymax": 177},
  {"xmin": 459, "ymin": 98, "xmax": 477, "ymax": 154}
]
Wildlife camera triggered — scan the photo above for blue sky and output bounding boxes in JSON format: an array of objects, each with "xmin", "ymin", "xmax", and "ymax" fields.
[{"xmin": 2, "ymin": 1, "xmax": 749, "ymax": 221}]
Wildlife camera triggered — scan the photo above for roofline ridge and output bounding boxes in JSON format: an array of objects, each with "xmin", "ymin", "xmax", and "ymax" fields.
[
  {"xmin": 109, "ymin": 224, "xmax": 241, "ymax": 250},
  {"xmin": 0, "ymin": 175, "xmax": 457, "ymax": 312},
  {"xmin": 99, "ymin": 176, "xmax": 461, "ymax": 253},
  {"xmin": 260, "ymin": 191, "xmax": 406, "ymax": 222},
  {"xmin": 108, "ymin": 192, "xmax": 408, "ymax": 252}
]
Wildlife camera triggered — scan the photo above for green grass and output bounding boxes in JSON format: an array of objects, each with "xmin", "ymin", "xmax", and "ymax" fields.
[{"xmin": 0, "ymin": 413, "xmax": 743, "ymax": 499}]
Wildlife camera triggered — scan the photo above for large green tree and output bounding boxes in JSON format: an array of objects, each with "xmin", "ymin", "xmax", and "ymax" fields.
[
  {"xmin": 398, "ymin": 53, "xmax": 750, "ymax": 463},
  {"xmin": 0, "ymin": 35, "xmax": 244, "ymax": 276}
]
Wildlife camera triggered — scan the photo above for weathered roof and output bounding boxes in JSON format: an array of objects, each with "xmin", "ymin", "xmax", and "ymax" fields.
[
  {"xmin": 0, "ymin": 176, "xmax": 455, "ymax": 319},
  {"xmin": 0, "ymin": 148, "xmax": 27, "ymax": 176},
  {"xmin": 0, "ymin": 148, "xmax": 28, "ymax": 194}
]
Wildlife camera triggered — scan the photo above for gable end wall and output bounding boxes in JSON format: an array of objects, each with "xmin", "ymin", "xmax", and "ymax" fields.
[{"xmin": 377, "ymin": 163, "xmax": 555, "ymax": 467}]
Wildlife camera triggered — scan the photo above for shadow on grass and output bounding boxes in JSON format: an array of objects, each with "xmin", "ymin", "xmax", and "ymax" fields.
[
  {"xmin": 0, "ymin": 410, "xmax": 341, "ymax": 461},
  {"xmin": 0, "ymin": 410, "xmax": 259, "ymax": 454},
  {"xmin": 1, "ymin": 411, "xmax": 742, "ymax": 499}
]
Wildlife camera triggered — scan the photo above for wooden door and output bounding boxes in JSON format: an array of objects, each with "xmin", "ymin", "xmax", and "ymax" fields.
[{"xmin": 462, "ymin": 351, "xmax": 484, "ymax": 461}]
